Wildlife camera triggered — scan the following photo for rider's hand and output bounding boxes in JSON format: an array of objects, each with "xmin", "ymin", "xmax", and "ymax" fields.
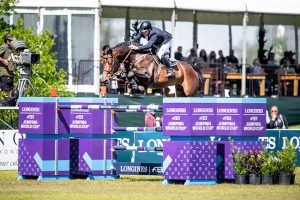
[
  {"xmin": 129, "ymin": 45, "xmax": 138, "ymax": 50},
  {"xmin": 2, "ymin": 59, "xmax": 10, "ymax": 66}
]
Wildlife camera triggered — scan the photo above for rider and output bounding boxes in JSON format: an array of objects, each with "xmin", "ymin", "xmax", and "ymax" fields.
[{"xmin": 129, "ymin": 21, "xmax": 175, "ymax": 78}]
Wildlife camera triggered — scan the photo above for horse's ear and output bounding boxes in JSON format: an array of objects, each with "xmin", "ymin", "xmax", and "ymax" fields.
[{"xmin": 104, "ymin": 48, "xmax": 112, "ymax": 55}]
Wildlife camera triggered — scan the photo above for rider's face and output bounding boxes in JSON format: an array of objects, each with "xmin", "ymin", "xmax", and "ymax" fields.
[{"xmin": 142, "ymin": 29, "xmax": 150, "ymax": 37}]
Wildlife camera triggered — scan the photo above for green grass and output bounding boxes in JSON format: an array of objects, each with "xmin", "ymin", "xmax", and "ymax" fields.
[
  {"xmin": 290, "ymin": 125, "xmax": 300, "ymax": 129},
  {"xmin": 0, "ymin": 169, "xmax": 300, "ymax": 200}
]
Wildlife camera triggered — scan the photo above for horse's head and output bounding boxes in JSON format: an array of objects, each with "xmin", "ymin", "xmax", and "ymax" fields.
[
  {"xmin": 100, "ymin": 41, "xmax": 139, "ymax": 83},
  {"xmin": 101, "ymin": 47, "xmax": 120, "ymax": 83}
]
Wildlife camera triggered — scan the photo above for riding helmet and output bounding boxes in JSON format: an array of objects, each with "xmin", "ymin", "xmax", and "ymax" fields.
[{"xmin": 140, "ymin": 21, "xmax": 152, "ymax": 32}]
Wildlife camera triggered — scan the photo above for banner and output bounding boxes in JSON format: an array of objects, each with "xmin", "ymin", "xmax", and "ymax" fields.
[
  {"xmin": 114, "ymin": 130, "xmax": 300, "ymax": 166},
  {"xmin": 0, "ymin": 130, "xmax": 25, "ymax": 170},
  {"xmin": 2, "ymin": 129, "xmax": 300, "ymax": 170}
]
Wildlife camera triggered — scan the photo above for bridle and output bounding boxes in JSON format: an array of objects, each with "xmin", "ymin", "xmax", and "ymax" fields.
[
  {"xmin": 102, "ymin": 49, "xmax": 132, "ymax": 78},
  {"xmin": 102, "ymin": 55, "xmax": 119, "ymax": 75}
]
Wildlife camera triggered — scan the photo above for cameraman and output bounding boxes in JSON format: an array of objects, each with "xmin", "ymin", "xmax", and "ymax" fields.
[{"xmin": 0, "ymin": 34, "xmax": 15, "ymax": 98}]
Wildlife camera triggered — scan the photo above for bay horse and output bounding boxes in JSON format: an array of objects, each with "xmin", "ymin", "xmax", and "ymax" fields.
[{"xmin": 101, "ymin": 41, "xmax": 203, "ymax": 97}]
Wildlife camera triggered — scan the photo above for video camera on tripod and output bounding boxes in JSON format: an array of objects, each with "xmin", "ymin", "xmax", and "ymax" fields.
[
  {"xmin": 8, "ymin": 40, "xmax": 40, "ymax": 100},
  {"xmin": 8, "ymin": 40, "xmax": 40, "ymax": 78}
]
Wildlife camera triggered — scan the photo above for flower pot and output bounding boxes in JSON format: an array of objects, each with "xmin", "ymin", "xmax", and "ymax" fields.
[
  {"xmin": 290, "ymin": 173, "xmax": 295, "ymax": 185},
  {"xmin": 249, "ymin": 174, "xmax": 261, "ymax": 185},
  {"xmin": 235, "ymin": 174, "xmax": 248, "ymax": 184},
  {"xmin": 278, "ymin": 174, "xmax": 291, "ymax": 185},
  {"xmin": 273, "ymin": 174, "xmax": 279, "ymax": 184},
  {"xmin": 261, "ymin": 174, "xmax": 273, "ymax": 185}
]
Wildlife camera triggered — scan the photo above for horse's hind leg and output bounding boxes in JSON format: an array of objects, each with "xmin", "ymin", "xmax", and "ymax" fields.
[
  {"xmin": 182, "ymin": 80, "xmax": 199, "ymax": 97},
  {"xmin": 175, "ymin": 86, "xmax": 186, "ymax": 97}
]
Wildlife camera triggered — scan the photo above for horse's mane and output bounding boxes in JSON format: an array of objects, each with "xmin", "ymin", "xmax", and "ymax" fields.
[{"xmin": 112, "ymin": 41, "xmax": 141, "ymax": 50}]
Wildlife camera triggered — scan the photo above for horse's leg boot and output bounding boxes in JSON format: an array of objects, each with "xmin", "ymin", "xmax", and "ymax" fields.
[{"xmin": 128, "ymin": 79, "xmax": 139, "ymax": 90}]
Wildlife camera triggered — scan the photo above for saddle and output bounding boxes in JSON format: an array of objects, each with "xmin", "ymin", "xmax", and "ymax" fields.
[{"xmin": 129, "ymin": 54, "xmax": 178, "ymax": 85}]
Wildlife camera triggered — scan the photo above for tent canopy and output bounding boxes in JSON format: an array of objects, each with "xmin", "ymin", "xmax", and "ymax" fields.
[
  {"xmin": 17, "ymin": 0, "xmax": 300, "ymax": 25},
  {"xmin": 100, "ymin": 0, "xmax": 300, "ymax": 26}
]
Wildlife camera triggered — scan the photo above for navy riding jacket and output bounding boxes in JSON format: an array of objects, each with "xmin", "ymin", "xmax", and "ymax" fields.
[{"xmin": 132, "ymin": 27, "xmax": 172, "ymax": 51}]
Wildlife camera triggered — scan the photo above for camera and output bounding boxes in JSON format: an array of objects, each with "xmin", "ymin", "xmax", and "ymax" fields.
[
  {"xmin": 8, "ymin": 40, "xmax": 40, "ymax": 78},
  {"xmin": 9, "ymin": 40, "xmax": 40, "ymax": 66}
]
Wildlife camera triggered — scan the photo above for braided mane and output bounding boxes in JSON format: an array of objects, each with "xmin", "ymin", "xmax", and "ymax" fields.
[{"xmin": 112, "ymin": 41, "xmax": 141, "ymax": 49}]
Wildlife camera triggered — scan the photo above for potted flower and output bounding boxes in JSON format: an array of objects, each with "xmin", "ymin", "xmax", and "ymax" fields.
[
  {"xmin": 245, "ymin": 150, "xmax": 264, "ymax": 185},
  {"xmin": 277, "ymin": 139, "xmax": 297, "ymax": 185},
  {"xmin": 261, "ymin": 151, "xmax": 277, "ymax": 184},
  {"xmin": 232, "ymin": 149, "xmax": 247, "ymax": 184}
]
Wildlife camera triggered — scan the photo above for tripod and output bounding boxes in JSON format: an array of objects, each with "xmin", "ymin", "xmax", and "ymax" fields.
[{"xmin": 15, "ymin": 77, "xmax": 37, "ymax": 98}]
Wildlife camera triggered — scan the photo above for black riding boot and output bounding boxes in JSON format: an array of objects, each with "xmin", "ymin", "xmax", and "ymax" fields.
[{"xmin": 161, "ymin": 56, "xmax": 175, "ymax": 78}]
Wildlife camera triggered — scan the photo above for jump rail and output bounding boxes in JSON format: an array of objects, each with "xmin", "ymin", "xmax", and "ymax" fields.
[
  {"xmin": 113, "ymin": 127, "xmax": 163, "ymax": 132},
  {"xmin": 113, "ymin": 145, "xmax": 163, "ymax": 152},
  {"xmin": 57, "ymin": 104, "xmax": 163, "ymax": 111}
]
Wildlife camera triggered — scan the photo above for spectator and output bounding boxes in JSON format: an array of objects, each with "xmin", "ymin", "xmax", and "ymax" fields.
[
  {"xmin": 217, "ymin": 50, "xmax": 225, "ymax": 65},
  {"xmin": 145, "ymin": 111, "xmax": 162, "ymax": 127},
  {"xmin": 185, "ymin": 48, "xmax": 198, "ymax": 66},
  {"xmin": 226, "ymin": 49, "xmax": 238, "ymax": 64},
  {"xmin": 284, "ymin": 60, "xmax": 296, "ymax": 74},
  {"xmin": 287, "ymin": 51, "xmax": 296, "ymax": 65},
  {"xmin": 280, "ymin": 51, "xmax": 289, "ymax": 66},
  {"xmin": 197, "ymin": 49, "xmax": 208, "ymax": 68},
  {"xmin": 174, "ymin": 46, "xmax": 184, "ymax": 61},
  {"xmin": 0, "ymin": 34, "xmax": 16, "ymax": 98},
  {"xmin": 249, "ymin": 58, "xmax": 271, "ymax": 96},
  {"xmin": 267, "ymin": 52, "xmax": 276, "ymax": 65},
  {"xmin": 208, "ymin": 50, "xmax": 217, "ymax": 67},
  {"xmin": 252, "ymin": 58, "xmax": 264, "ymax": 74},
  {"xmin": 226, "ymin": 49, "xmax": 239, "ymax": 71},
  {"xmin": 268, "ymin": 106, "xmax": 288, "ymax": 129},
  {"xmin": 145, "ymin": 111, "xmax": 156, "ymax": 127}
]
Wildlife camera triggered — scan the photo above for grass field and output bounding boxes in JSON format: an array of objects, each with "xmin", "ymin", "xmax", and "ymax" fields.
[
  {"xmin": 0, "ymin": 169, "xmax": 300, "ymax": 200},
  {"xmin": 290, "ymin": 125, "xmax": 300, "ymax": 129}
]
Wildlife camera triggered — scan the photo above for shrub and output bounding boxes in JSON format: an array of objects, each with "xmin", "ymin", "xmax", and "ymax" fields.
[
  {"xmin": 277, "ymin": 138, "xmax": 297, "ymax": 174},
  {"xmin": 232, "ymin": 149, "xmax": 247, "ymax": 175},
  {"xmin": 261, "ymin": 151, "xmax": 278, "ymax": 175},
  {"xmin": 244, "ymin": 150, "xmax": 265, "ymax": 175}
]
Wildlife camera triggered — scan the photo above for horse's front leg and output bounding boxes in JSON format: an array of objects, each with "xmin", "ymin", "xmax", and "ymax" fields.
[{"xmin": 126, "ymin": 71, "xmax": 139, "ymax": 90}]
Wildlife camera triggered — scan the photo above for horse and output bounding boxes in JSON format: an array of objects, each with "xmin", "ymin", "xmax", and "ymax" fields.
[{"xmin": 101, "ymin": 41, "xmax": 203, "ymax": 97}]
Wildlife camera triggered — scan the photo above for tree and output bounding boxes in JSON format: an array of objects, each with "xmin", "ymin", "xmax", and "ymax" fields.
[
  {"xmin": 0, "ymin": 0, "xmax": 17, "ymax": 31},
  {"xmin": 0, "ymin": 4, "xmax": 73, "ymax": 97},
  {"xmin": 0, "ymin": 1, "xmax": 74, "ymax": 129},
  {"xmin": 0, "ymin": 0, "xmax": 16, "ymax": 15},
  {"xmin": 258, "ymin": 14, "xmax": 267, "ymax": 64},
  {"xmin": 4, "ymin": 20, "xmax": 74, "ymax": 97}
]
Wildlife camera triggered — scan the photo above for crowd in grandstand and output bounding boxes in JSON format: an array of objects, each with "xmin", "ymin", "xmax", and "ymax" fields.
[{"xmin": 174, "ymin": 46, "xmax": 299, "ymax": 97}]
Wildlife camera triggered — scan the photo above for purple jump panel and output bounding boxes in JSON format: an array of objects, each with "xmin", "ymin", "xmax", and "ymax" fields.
[
  {"xmin": 18, "ymin": 138, "xmax": 75, "ymax": 176},
  {"xmin": 18, "ymin": 97, "xmax": 57, "ymax": 134},
  {"xmin": 163, "ymin": 98, "xmax": 266, "ymax": 137},
  {"xmin": 215, "ymin": 99, "xmax": 243, "ymax": 136},
  {"xmin": 75, "ymin": 138, "xmax": 117, "ymax": 176},
  {"xmin": 163, "ymin": 141, "xmax": 217, "ymax": 181},
  {"xmin": 217, "ymin": 141, "xmax": 265, "ymax": 180},
  {"xmin": 58, "ymin": 98, "xmax": 118, "ymax": 134},
  {"xmin": 241, "ymin": 101, "xmax": 266, "ymax": 136}
]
